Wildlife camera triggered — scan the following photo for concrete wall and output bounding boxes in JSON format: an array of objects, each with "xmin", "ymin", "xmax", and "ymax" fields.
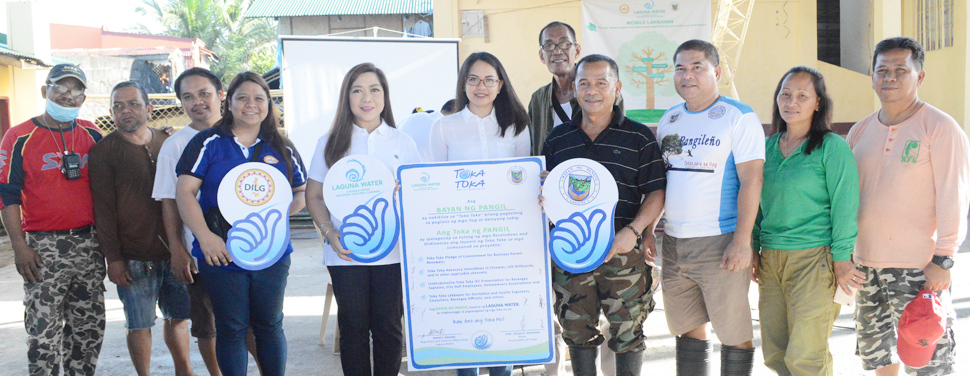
[
  {"xmin": 0, "ymin": 65, "xmax": 11, "ymax": 101},
  {"xmin": 900, "ymin": 0, "xmax": 970, "ymax": 132},
  {"xmin": 51, "ymin": 54, "xmax": 137, "ymax": 95},
  {"xmin": 6, "ymin": 2, "xmax": 50, "ymax": 62},
  {"xmin": 49, "ymin": 24, "xmax": 104, "ymax": 49},
  {"xmin": 432, "ymin": 0, "xmax": 967, "ymax": 131},
  {"xmin": 840, "ymin": 1, "xmax": 873, "ymax": 75},
  {"xmin": 4, "ymin": 1, "xmax": 49, "ymax": 124},
  {"xmin": 7, "ymin": 68, "xmax": 46, "ymax": 124},
  {"xmin": 433, "ymin": 0, "xmax": 582, "ymax": 111}
]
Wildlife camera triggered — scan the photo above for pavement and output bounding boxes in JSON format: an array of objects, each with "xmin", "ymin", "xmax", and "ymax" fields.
[{"xmin": 0, "ymin": 226, "xmax": 966, "ymax": 376}]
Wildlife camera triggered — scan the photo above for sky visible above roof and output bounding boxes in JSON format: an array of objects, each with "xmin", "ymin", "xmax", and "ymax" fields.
[{"xmin": 246, "ymin": 0, "xmax": 432, "ymax": 18}]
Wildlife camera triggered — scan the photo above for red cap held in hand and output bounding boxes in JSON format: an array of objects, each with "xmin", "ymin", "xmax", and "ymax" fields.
[{"xmin": 897, "ymin": 289, "xmax": 946, "ymax": 367}]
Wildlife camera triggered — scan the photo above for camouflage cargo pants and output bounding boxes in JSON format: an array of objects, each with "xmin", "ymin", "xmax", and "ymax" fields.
[
  {"xmin": 855, "ymin": 266, "xmax": 956, "ymax": 375},
  {"xmin": 552, "ymin": 245, "xmax": 657, "ymax": 353},
  {"xmin": 23, "ymin": 231, "xmax": 106, "ymax": 376}
]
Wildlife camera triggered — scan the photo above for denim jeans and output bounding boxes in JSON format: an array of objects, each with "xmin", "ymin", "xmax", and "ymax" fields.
[
  {"xmin": 199, "ymin": 255, "xmax": 290, "ymax": 376},
  {"xmin": 116, "ymin": 260, "xmax": 190, "ymax": 329}
]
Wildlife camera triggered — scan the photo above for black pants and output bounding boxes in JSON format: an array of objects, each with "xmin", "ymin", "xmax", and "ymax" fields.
[{"xmin": 328, "ymin": 263, "xmax": 404, "ymax": 376}]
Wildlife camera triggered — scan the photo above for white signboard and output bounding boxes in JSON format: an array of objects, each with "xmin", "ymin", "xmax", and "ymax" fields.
[
  {"xmin": 280, "ymin": 36, "xmax": 460, "ymax": 163},
  {"xmin": 397, "ymin": 157, "xmax": 554, "ymax": 371}
]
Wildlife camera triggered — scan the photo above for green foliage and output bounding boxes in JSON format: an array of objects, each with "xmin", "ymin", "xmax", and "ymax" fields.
[
  {"xmin": 661, "ymin": 133, "xmax": 683, "ymax": 158},
  {"xmin": 570, "ymin": 177, "xmax": 591, "ymax": 192},
  {"xmin": 133, "ymin": 0, "xmax": 278, "ymax": 82}
]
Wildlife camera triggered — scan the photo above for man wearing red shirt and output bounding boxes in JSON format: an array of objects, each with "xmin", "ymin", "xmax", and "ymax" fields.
[{"xmin": 0, "ymin": 64, "xmax": 105, "ymax": 376}]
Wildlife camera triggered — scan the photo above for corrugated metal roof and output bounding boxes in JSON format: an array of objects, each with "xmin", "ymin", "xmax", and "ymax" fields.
[
  {"xmin": 246, "ymin": 0, "xmax": 432, "ymax": 18},
  {"xmin": 0, "ymin": 44, "xmax": 54, "ymax": 67},
  {"xmin": 52, "ymin": 47, "xmax": 184, "ymax": 57}
]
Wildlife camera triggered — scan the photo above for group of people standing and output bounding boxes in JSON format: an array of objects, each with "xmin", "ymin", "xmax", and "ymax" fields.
[
  {"xmin": 0, "ymin": 19, "xmax": 965, "ymax": 376},
  {"xmin": 3, "ymin": 65, "xmax": 305, "ymax": 376},
  {"xmin": 314, "ymin": 22, "xmax": 966, "ymax": 376}
]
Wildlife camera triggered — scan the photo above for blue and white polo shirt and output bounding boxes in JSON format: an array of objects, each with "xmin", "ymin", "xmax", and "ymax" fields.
[
  {"xmin": 176, "ymin": 126, "xmax": 307, "ymax": 270},
  {"xmin": 657, "ymin": 96, "xmax": 765, "ymax": 238}
]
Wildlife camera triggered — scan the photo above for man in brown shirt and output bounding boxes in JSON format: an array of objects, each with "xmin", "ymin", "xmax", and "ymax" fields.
[{"xmin": 90, "ymin": 81, "xmax": 195, "ymax": 376}]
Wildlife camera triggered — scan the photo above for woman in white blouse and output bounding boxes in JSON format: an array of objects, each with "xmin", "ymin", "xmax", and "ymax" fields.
[
  {"xmin": 434, "ymin": 52, "xmax": 530, "ymax": 376},
  {"xmin": 305, "ymin": 63, "xmax": 421, "ymax": 376},
  {"xmin": 430, "ymin": 52, "xmax": 531, "ymax": 163}
]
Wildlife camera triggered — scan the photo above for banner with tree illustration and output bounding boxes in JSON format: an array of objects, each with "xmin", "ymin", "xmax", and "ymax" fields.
[{"xmin": 580, "ymin": 0, "xmax": 710, "ymax": 124}]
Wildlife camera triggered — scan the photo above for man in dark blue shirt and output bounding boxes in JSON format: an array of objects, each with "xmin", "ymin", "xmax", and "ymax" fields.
[{"xmin": 542, "ymin": 54, "xmax": 665, "ymax": 376}]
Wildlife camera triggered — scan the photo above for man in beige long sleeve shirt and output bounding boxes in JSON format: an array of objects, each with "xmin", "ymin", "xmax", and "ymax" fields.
[{"xmin": 847, "ymin": 36, "xmax": 969, "ymax": 376}]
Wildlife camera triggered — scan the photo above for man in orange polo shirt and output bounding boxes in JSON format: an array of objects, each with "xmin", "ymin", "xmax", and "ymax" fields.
[{"xmin": 847, "ymin": 36, "xmax": 969, "ymax": 376}]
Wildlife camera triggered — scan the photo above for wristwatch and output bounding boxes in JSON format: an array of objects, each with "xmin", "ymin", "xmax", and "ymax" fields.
[{"xmin": 931, "ymin": 255, "xmax": 955, "ymax": 270}]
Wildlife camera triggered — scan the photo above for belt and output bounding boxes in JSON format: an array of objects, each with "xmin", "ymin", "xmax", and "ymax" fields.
[{"xmin": 31, "ymin": 224, "xmax": 93, "ymax": 236}]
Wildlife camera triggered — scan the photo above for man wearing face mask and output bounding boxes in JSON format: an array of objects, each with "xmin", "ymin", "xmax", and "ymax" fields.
[{"xmin": 0, "ymin": 63, "xmax": 106, "ymax": 376}]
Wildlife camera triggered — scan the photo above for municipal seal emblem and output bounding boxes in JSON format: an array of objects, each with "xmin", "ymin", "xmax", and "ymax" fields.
[
  {"xmin": 559, "ymin": 165, "xmax": 600, "ymax": 205},
  {"xmin": 507, "ymin": 166, "xmax": 526, "ymax": 185},
  {"xmin": 263, "ymin": 155, "xmax": 279, "ymax": 164},
  {"xmin": 235, "ymin": 169, "xmax": 275, "ymax": 206}
]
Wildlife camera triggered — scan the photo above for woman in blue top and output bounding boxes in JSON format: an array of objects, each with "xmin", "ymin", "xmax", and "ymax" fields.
[{"xmin": 175, "ymin": 72, "xmax": 307, "ymax": 376}]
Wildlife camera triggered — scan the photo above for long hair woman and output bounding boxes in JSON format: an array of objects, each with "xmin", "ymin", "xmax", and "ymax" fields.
[
  {"xmin": 753, "ymin": 66, "xmax": 864, "ymax": 376},
  {"xmin": 305, "ymin": 63, "xmax": 421, "ymax": 375},
  {"xmin": 430, "ymin": 52, "xmax": 530, "ymax": 376},
  {"xmin": 175, "ymin": 72, "xmax": 306, "ymax": 376},
  {"xmin": 429, "ymin": 52, "xmax": 530, "ymax": 162}
]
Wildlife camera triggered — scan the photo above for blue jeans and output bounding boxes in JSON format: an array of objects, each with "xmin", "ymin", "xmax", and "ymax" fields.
[
  {"xmin": 199, "ymin": 255, "xmax": 290, "ymax": 376},
  {"xmin": 456, "ymin": 366, "xmax": 513, "ymax": 376},
  {"xmin": 116, "ymin": 260, "xmax": 190, "ymax": 329}
]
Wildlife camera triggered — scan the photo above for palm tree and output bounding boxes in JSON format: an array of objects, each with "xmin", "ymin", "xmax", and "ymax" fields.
[{"xmin": 133, "ymin": 0, "xmax": 277, "ymax": 81}]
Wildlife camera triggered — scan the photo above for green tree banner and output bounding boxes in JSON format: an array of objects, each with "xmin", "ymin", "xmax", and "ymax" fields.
[{"xmin": 581, "ymin": 0, "xmax": 710, "ymax": 124}]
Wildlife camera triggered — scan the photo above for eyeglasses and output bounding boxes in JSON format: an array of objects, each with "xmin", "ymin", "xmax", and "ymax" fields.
[
  {"xmin": 541, "ymin": 41, "xmax": 575, "ymax": 52},
  {"xmin": 466, "ymin": 76, "xmax": 501, "ymax": 87},
  {"xmin": 48, "ymin": 83, "xmax": 85, "ymax": 98}
]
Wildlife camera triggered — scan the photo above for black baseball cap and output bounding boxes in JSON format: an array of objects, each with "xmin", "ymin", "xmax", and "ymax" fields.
[{"xmin": 46, "ymin": 63, "xmax": 87, "ymax": 88}]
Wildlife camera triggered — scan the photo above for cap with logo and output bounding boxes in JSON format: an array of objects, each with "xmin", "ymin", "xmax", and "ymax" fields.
[
  {"xmin": 896, "ymin": 289, "xmax": 946, "ymax": 367},
  {"xmin": 46, "ymin": 63, "xmax": 87, "ymax": 88}
]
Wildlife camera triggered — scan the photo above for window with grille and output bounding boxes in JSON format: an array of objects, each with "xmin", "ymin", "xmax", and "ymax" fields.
[{"xmin": 916, "ymin": 0, "xmax": 954, "ymax": 51}]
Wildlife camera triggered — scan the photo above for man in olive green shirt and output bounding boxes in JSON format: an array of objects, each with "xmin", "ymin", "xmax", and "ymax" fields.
[{"xmin": 527, "ymin": 21, "xmax": 622, "ymax": 156}]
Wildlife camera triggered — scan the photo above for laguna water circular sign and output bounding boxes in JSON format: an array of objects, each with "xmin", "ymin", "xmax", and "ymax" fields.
[{"xmin": 322, "ymin": 155, "xmax": 399, "ymax": 263}]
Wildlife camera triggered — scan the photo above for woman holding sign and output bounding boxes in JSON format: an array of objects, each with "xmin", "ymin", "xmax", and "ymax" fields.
[
  {"xmin": 752, "ymin": 66, "xmax": 863, "ymax": 376},
  {"xmin": 175, "ymin": 72, "xmax": 307, "ymax": 376},
  {"xmin": 430, "ymin": 52, "xmax": 530, "ymax": 376},
  {"xmin": 305, "ymin": 63, "xmax": 421, "ymax": 376}
]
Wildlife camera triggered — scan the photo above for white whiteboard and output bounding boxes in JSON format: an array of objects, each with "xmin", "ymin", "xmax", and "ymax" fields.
[{"xmin": 280, "ymin": 36, "xmax": 460, "ymax": 164}]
